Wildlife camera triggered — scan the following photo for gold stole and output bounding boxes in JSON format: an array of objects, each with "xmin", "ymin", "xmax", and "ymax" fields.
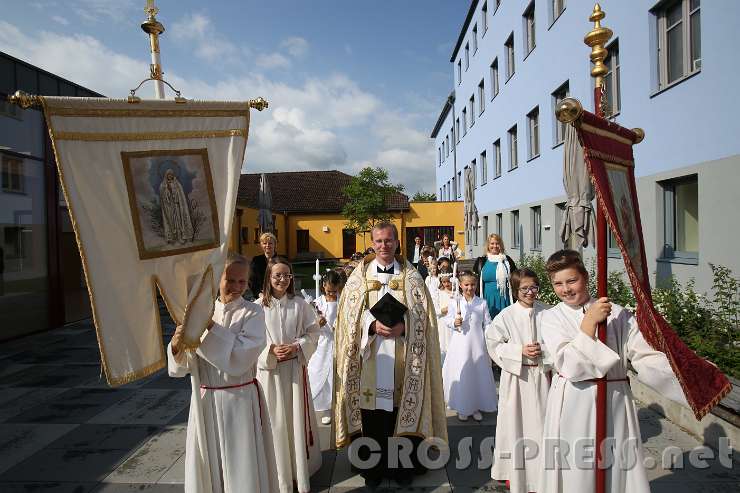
[{"xmin": 359, "ymin": 267, "xmax": 407, "ymax": 410}]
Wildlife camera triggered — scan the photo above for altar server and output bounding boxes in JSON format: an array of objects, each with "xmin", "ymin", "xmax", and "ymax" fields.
[
  {"xmin": 540, "ymin": 250, "xmax": 688, "ymax": 493},
  {"xmin": 257, "ymin": 257, "xmax": 322, "ymax": 493},
  {"xmin": 485, "ymin": 268, "xmax": 551, "ymax": 493},
  {"xmin": 168, "ymin": 253, "xmax": 279, "ymax": 493},
  {"xmin": 307, "ymin": 269, "xmax": 343, "ymax": 425},
  {"xmin": 442, "ymin": 271, "xmax": 498, "ymax": 421},
  {"xmin": 436, "ymin": 273, "xmax": 454, "ymax": 359}
]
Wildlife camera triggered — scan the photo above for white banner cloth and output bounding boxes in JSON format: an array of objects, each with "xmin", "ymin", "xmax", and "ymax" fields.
[{"xmin": 41, "ymin": 97, "xmax": 250, "ymax": 386}]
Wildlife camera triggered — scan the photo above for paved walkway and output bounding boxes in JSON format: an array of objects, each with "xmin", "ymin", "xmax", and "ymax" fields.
[{"xmin": 0, "ymin": 311, "xmax": 737, "ymax": 492}]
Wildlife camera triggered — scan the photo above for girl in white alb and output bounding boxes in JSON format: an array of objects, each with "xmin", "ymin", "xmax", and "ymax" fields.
[
  {"xmin": 436, "ymin": 273, "xmax": 454, "ymax": 359},
  {"xmin": 442, "ymin": 271, "xmax": 498, "ymax": 421},
  {"xmin": 307, "ymin": 270, "xmax": 343, "ymax": 425},
  {"xmin": 485, "ymin": 268, "xmax": 551, "ymax": 493},
  {"xmin": 257, "ymin": 257, "xmax": 322, "ymax": 493}
]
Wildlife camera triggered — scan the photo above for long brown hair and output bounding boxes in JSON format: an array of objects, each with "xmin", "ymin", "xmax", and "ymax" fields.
[{"xmin": 261, "ymin": 256, "xmax": 295, "ymax": 306}]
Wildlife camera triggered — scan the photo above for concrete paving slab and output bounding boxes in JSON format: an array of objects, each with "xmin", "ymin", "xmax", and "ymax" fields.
[
  {"xmin": 0, "ymin": 363, "xmax": 32, "ymax": 379},
  {"xmin": 87, "ymin": 390, "xmax": 189, "ymax": 426},
  {"xmin": 156, "ymin": 452, "xmax": 184, "ymax": 484},
  {"xmin": 330, "ymin": 446, "xmax": 389, "ymax": 489},
  {"xmin": 451, "ymin": 481, "xmax": 509, "ymax": 492},
  {"xmin": 47, "ymin": 424, "xmax": 162, "ymax": 451},
  {"xmin": 311, "ymin": 450, "xmax": 337, "ymax": 487},
  {"xmin": 0, "ymin": 448, "xmax": 134, "ymax": 482},
  {"xmin": 0, "ymin": 387, "xmax": 69, "ymax": 422},
  {"xmin": 1, "ymin": 482, "xmax": 98, "ymax": 492},
  {"xmin": 6, "ymin": 388, "xmax": 133, "ymax": 424},
  {"xmin": 0, "ymin": 364, "xmax": 102, "ymax": 388},
  {"xmin": 91, "ymin": 484, "xmax": 184, "ymax": 492},
  {"xmin": 103, "ymin": 426, "xmax": 186, "ymax": 484},
  {"xmin": 445, "ymin": 425, "xmax": 496, "ymax": 488},
  {"xmin": 0, "ymin": 423, "xmax": 78, "ymax": 474},
  {"xmin": 165, "ymin": 405, "xmax": 189, "ymax": 426},
  {"xmin": 140, "ymin": 372, "xmax": 190, "ymax": 391}
]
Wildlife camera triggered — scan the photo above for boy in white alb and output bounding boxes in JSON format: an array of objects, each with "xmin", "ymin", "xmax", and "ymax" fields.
[
  {"xmin": 168, "ymin": 253, "xmax": 279, "ymax": 493},
  {"xmin": 540, "ymin": 250, "xmax": 688, "ymax": 493}
]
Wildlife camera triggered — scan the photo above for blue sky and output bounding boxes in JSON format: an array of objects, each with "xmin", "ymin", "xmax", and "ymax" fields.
[{"xmin": 0, "ymin": 0, "xmax": 464, "ymax": 194}]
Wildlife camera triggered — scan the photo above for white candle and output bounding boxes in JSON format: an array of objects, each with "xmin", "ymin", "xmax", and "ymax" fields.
[
  {"xmin": 452, "ymin": 261, "xmax": 457, "ymax": 279},
  {"xmin": 479, "ymin": 274, "xmax": 483, "ymax": 298},
  {"xmin": 315, "ymin": 258, "xmax": 320, "ymax": 297}
]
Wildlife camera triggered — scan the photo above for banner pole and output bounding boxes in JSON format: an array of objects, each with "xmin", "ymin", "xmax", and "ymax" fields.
[{"xmin": 584, "ymin": 5, "xmax": 612, "ymax": 493}]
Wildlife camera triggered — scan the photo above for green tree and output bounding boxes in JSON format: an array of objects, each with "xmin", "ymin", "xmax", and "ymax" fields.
[
  {"xmin": 411, "ymin": 191, "xmax": 437, "ymax": 201},
  {"xmin": 342, "ymin": 167, "xmax": 404, "ymax": 247}
]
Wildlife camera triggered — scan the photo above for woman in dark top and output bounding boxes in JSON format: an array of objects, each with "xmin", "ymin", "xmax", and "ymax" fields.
[
  {"xmin": 249, "ymin": 232, "xmax": 277, "ymax": 298},
  {"xmin": 473, "ymin": 233, "xmax": 517, "ymax": 319}
]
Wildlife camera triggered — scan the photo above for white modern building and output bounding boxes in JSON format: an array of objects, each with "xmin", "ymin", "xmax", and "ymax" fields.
[{"xmin": 431, "ymin": 0, "xmax": 740, "ymax": 293}]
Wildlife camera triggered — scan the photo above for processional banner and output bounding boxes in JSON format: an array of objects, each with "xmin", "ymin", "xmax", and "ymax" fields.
[
  {"xmin": 41, "ymin": 96, "xmax": 250, "ymax": 386},
  {"xmin": 574, "ymin": 110, "xmax": 731, "ymax": 419}
]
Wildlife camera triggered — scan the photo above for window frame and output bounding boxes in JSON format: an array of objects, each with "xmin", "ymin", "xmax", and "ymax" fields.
[
  {"xmin": 480, "ymin": 150, "xmax": 487, "ymax": 185},
  {"xmin": 490, "ymin": 58, "xmax": 500, "ymax": 99},
  {"xmin": 478, "ymin": 79, "xmax": 486, "ymax": 114},
  {"xmin": 531, "ymin": 205, "xmax": 542, "ymax": 251},
  {"xmin": 472, "ymin": 24, "xmax": 479, "ymax": 54},
  {"xmin": 523, "ymin": 2, "xmax": 536, "ymax": 57},
  {"xmin": 482, "ymin": 1, "xmax": 488, "ymax": 34},
  {"xmin": 457, "ymin": 60, "xmax": 462, "ymax": 84},
  {"xmin": 603, "ymin": 39, "xmax": 621, "ymax": 116},
  {"xmin": 505, "ymin": 33, "xmax": 516, "ymax": 81},
  {"xmin": 660, "ymin": 174, "xmax": 699, "ymax": 263},
  {"xmin": 550, "ymin": 0, "xmax": 566, "ymax": 27},
  {"xmin": 493, "ymin": 139, "xmax": 502, "ymax": 178},
  {"xmin": 508, "ymin": 125, "xmax": 518, "ymax": 170},
  {"xmin": 465, "ymin": 43, "xmax": 470, "ymax": 71},
  {"xmin": 1, "ymin": 156, "xmax": 25, "ymax": 194},
  {"xmin": 527, "ymin": 106, "xmax": 540, "ymax": 160},
  {"xmin": 511, "ymin": 209, "xmax": 521, "ymax": 249},
  {"xmin": 496, "ymin": 213, "xmax": 503, "ymax": 237},
  {"xmin": 654, "ymin": 0, "xmax": 701, "ymax": 91},
  {"xmin": 552, "ymin": 81, "xmax": 570, "ymax": 147},
  {"xmin": 469, "ymin": 95, "xmax": 475, "ymax": 127}
]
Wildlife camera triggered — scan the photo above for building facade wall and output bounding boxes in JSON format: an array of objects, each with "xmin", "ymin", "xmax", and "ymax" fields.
[{"xmin": 434, "ymin": 0, "xmax": 740, "ymax": 293}]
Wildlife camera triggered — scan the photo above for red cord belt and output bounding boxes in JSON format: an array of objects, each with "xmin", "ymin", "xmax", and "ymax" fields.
[
  {"xmin": 199, "ymin": 378, "xmax": 263, "ymax": 425},
  {"xmin": 556, "ymin": 373, "xmax": 629, "ymax": 383}
]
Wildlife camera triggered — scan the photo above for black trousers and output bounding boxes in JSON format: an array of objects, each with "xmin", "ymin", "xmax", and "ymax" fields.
[{"xmin": 357, "ymin": 408, "xmax": 427, "ymax": 481}]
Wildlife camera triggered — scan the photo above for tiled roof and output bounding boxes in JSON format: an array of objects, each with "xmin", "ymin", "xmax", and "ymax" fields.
[{"xmin": 237, "ymin": 170, "xmax": 409, "ymax": 213}]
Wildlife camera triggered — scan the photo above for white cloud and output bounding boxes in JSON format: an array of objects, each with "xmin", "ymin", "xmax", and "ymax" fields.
[
  {"xmin": 51, "ymin": 15, "xmax": 69, "ymax": 26},
  {"xmin": 72, "ymin": 0, "xmax": 138, "ymax": 24},
  {"xmin": 280, "ymin": 36, "xmax": 308, "ymax": 58},
  {"xmin": 170, "ymin": 12, "xmax": 239, "ymax": 62},
  {"xmin": 255, "ymin": 52, "xmax": 291, "ymax": 70},
  {"xmin": 0, "ymin": 21, "xmax": 435, "ymax": 193}
]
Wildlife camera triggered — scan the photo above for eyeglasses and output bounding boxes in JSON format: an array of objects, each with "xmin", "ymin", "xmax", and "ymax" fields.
[
  {"xmin": 272, "ymin": 274, "xmax": 294, "ymax": 281},
  {"xmin": 518, "ymin": 286, "xmax": 539, "ymax": 294}
]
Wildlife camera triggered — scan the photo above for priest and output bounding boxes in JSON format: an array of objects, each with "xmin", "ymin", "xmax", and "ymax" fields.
[{"xmin": 334, "ymin": 222, "xmax": 448, "ymax": 488}]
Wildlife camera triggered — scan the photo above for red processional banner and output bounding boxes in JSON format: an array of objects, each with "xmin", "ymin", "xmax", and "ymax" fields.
[{"xmin": 575, "ymin": 110, "xmax": 731, "ymax": 420}]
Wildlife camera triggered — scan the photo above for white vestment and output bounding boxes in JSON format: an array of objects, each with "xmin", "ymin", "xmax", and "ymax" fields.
[
  {"xmin": 442, "ymin": 296, "xmax": 498, "ymax": 416},
  {"xmin": 360, "ymin": 258, "xmax": 401, "ymax": 412},
  {"xmin": 485, "ymin": 301, "xmax": 552, "ymax": 493},
  {"xmin": 307, "ymin": 295, "xmax": 337, "ymax": 411},
  {"xmin": 257, "ymin": 295, "xmax": 322, "ymax": 493},
  {"xmin": 167, "ymin": 297, "xmax": 279, "ymax": 493},
  {"xmin": 436, "ymin": 289, "xmax": 453, "ymax": 356},
  {"xmin": 540, "ymin": 300, "xmax": 689, "ymax": 493}
]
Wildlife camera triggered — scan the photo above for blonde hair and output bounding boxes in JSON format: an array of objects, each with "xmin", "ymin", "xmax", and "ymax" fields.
[
  {"xmin": 259, "ymin": 232, "xmax": 277, "ymax": 244},
  {"xmin": 486, "ymin": 233, "xmax": 506, "ymax": 253},
  {"xmin": 224, "ymin": 252, "xmax": 248, "ymax": 268}
]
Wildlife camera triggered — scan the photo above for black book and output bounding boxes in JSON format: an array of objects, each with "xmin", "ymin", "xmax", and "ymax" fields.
[{"xmin": 370, "ymin": 292, "xmax": 408, "ymax": 327}]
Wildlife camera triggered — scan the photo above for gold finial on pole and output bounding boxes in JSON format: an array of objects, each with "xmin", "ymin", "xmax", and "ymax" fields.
[
  {"xmin": 141, "ymin": 0, "xmax": 166, "ymax": 99},
  {"xmin": 584, "ymin": 3, "xmax": 613, "ymax": 89}
]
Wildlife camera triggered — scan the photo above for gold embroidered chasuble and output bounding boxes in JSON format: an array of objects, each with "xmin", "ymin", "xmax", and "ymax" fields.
[{"xmin": 334, "ymin": 254, "xmax": 448, "ymax": 448}]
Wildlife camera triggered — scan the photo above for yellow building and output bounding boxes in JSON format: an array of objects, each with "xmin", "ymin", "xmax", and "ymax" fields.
[{"xmin": 230, "ymin": 170, "xmax": 464, "ymax": 261}]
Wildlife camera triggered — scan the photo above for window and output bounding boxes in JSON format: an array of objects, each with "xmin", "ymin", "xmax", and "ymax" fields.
[
  {"xmin": 490, "ymin": 58, "xmax": 500, "ymax": 98},
  {"xmin": 493, "ymin": 139, "xmax": 502, "ymax": 178},
  {"xmin": 465, "ymin": 43, "xmax": 470, "ymax": 70},
  {"xmin": 551, "ymin": 0, "xmax": 566, "ymax": 24},
  {"xmin": 456, "ymin": 118, "xmax": 461, "ymax": 143},
  {"xmin": 445, "ymin": 135, "xmax": 450, "ymax": 157},
  {"xmin": 552, "ymin": 81, "xmax": 570, "ymax": 145},
  {"xmin": 447, "ymin": 180, "xmax": 451, "ymax": 200},
  {"xmin": 482, "ymin": 2, "xmax": 488, "ymax": 33},
  {"xmin": 483, "ymin": 215, "xmax": 489, "ymax": 239},
  {"xmin": 457, "ymin": 60, "xmax": 462, "ymax": 84},
  {"xmin": 505, "ymin": 34, "xmax": 515, "ymax": 80},
  {"xmin": 661, "ymin": 175, "xmax": 698, "ymax": 260},
  {"xmin": 438, "ymin": 147, "xmax": 442, "ymax": 166},
  {"xmin": 253, "ymin": 227, "xmax": 260, "ymax": 244},
  {"xmin": 469, "ymin": 95, "xmax": 475, "ymax": 126},
  {"xmin": 457, "ymin": 171, "xmax": 462, "ymax": 198},
  {"xmin": 472, "ymin": 24, "xmax": 478, "ymax": 53},
  {"xmin": 452, "ymin": 176, "xmax": 457, "ymax": 199},
  {"xmin": 471, "ymin": 161, "xmax": 477, "ymax": 189},
  {"xmin": 496, "ymin": 213, "xmax": 503, "ymax": 236},
  {"xmin": 462, "ymin": 108, "xmax": 468, "ymax": 135},
  {"xmin": 511, "ymin": 210, "xmax": 521, "ymax": 248},
  {"xmin": 1, "ymin": 157, "xmax": 24, "ymax": 193},
  {"xmin": 604, "ymin": 39, "xmax": 621, "ymax": 115},
  {"xmin": 524, "ymin": 2, "xmax": 536, "ymax": 56},
  {"xmin": 531, "ymin": 206, "xmax": 542, "ymax": 250},
  {"xmin": 478, "ymin": 80, "xmax": 485, "ymax": 114},
  {"xmin": 527, "ymin": 107, "xmax": 540, "ymax": 159},
  {"xmin": 494, "ymin": 0, "xmax": 502, "ymax": 13},
  {"xmin": 297, "ymin": 229, "xmax": 310, "ymax": 253},
  {"xmin": 480, "ymin": 151, "xmax": 487, "ymax": 184},
  {"xmin": 656, "ymin": 0, "xmax": 701, "ymax": 88},
  {"xmin": 508, "ymin": 125, "xmax": 518, "ymax": 170}
]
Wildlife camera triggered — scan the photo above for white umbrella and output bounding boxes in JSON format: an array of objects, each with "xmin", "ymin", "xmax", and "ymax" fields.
[
  {"xmin": 258, "ymin": 173, "xmax": 273, "ymax": 233},
  {"xmin": 560, "ymin": 124, "xmax": 595, "ymax": 248}
]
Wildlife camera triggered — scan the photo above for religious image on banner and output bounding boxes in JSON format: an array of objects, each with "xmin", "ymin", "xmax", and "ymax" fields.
[
  {"xmin": 122, "ymin": 149, "xmax": 219, "ymax": 260},
  {"xmin": 604, "ymin": 163, "xmax": 644, "ymax": 283}
]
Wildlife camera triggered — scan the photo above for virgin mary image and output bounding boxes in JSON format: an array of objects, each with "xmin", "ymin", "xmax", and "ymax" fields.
[{"xmin": 160, "ymin": 167, "xmax": 194, "ymax": 244}]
